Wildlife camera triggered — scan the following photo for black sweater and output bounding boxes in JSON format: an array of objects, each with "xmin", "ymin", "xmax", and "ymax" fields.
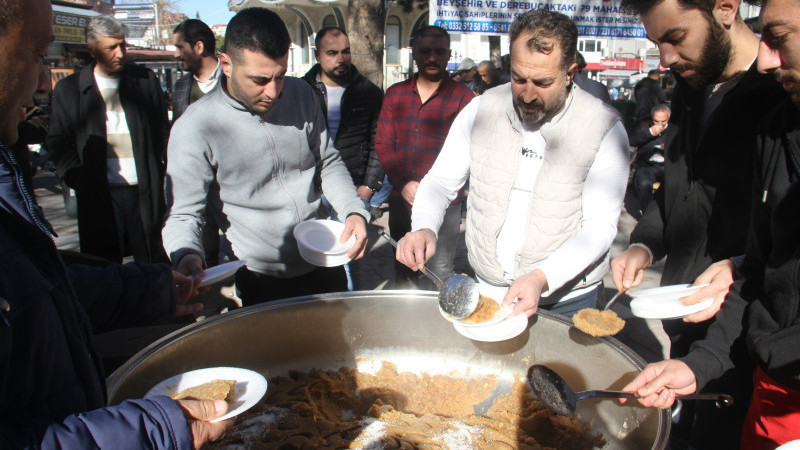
[
  {"xmin": 302, "ymin": 65, "xmax": 385, "ymax": 191},
  {"xmin": 683, "ymin": 99, "xmax": 800, "ymax": 391},
  {"xmin": 631, "ymin": 65, "xmax": 786, "ymax": 288}
]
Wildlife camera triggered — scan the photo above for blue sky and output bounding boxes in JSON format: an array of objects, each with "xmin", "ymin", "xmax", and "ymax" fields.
[{"xmin": 179, "ymin": 0, "xmax": 235, "ymax": 26}]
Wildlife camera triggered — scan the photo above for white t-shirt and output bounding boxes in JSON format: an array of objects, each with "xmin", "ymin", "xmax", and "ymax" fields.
[
  {"xmin": 193, "ymin": 60, "xmax": 221, "ymax": 94},
  {"xmin": 325, "ymin": 85, "xmax": 346, "ymax": 142},
  {"xmin": 412, "ymin": 92, "xmax": 630, "ymax": 300},
  {"xmin": 95, "ymin": 70, "xmax": 137, "ymax": 185}
]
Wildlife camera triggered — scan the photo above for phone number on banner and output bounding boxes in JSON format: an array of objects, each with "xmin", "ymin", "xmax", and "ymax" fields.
[
  {"xmin": 434, "ymin": 20, "xmax": 511, "ymax": 33},
  {"xmin": 576, "ymin": 25, "xmax": 646, "ymax": 38}
]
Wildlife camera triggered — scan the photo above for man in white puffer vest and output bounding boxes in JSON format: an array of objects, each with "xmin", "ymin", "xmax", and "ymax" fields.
[{"xmin": 395, "ymin": 9, "xmax": 630, "ymax": 318}]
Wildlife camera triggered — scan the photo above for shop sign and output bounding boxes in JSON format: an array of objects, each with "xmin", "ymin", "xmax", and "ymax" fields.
[{"xmin": 53, "ymin": 12, "xmax": 90, "ymax": 43}]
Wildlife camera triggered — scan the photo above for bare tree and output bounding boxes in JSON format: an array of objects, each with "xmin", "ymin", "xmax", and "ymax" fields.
[
  {"xmin": 346, "ymin": 0, "xmax": 387, "ymax": 88},
  {"xmin": 154, "ymin": 0, "xmax": 185, "ymax": 48}
]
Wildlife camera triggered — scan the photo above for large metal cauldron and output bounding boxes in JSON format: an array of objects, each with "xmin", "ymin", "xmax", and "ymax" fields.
[{"xmin": 108, "ymin": 291, "xmax": 670, "ymax": 449}]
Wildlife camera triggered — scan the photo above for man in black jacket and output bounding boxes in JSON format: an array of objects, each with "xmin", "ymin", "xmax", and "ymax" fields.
[
  {"xmin": 632, "ymin": 69, "xmax": 666, "ymax": 124},
  {"xmin": 627, "ymin": 104, "xmax": 674, "ymax": 218},
  {"xmin": 621, "ymin": 1, "xmax": 800, "ymax": 446},
  {"xmin": 47, "ymin": 15, "xmax": 169, "ymax": 263},
  {"xmin": 302, "ymin": 27, "xmax": 384, "ymax": 220},
  {"xmin": 610, "ymin": 0, "xmax": 787, "ymax": 446},
  {"xmin": 171, "ymin": 19, "xmax": 221, "ymax": 124}
]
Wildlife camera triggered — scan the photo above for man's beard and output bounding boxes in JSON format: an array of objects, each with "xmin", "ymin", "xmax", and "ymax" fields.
[
  {"xmin": 672, "ymin": 18, "xmax": 731, "ymax": 89},
  {"xmin": 775, "ymin": 70, "xmax": 800, "ymax": 108},
  {"xmin": 514, "ymin": 83, "xmax": 568, "ymax": 125},
  {"xmin": 324, "ymin": 64, "xmax": 350, "ymax": 83}
]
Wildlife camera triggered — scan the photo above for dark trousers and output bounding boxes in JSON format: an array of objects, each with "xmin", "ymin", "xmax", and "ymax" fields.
[
  {"xmin": 634, "ymin": 165, "xmax": 664, "ymax": 212},
  {"xmin": 202, "ymin": 211, "xmax": 220, "ymax": 267},
  {"xmin": 540, "ymin": 284, "xmax": 601, "ymax": 318},
  {"xmin": 664, "ymin": 319, "xmax": 753, "ymax": 449},
  {"xmin": 389, "ymin": 196, "xmax": 461, "ymax": 289},
  {"xmin": 235, "ymin": 266, "xmax": 348, "ymax": 307},
  {"xmin": 109, "ymin": 185, "xmax": 149, "ymax": 262}
]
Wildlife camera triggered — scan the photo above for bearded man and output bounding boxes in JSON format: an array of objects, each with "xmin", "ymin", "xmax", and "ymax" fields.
[
  {"xmin": 395, "ymin": 9, "xmax": 630, "ymax": 318},
  {"xmin": 621, "ymin": 0, "xmax": 800, "ymax": 447},
  {"xmin": 301, "ymin": 27, "xmax": 384, "ymax": 221},
  {"xmin": 609, "ymin": 0, "xmax": 787, "ymax": 446},
  {"xmin": 163, "ymin": 8, "xmax": 369, "ymax": 306}
]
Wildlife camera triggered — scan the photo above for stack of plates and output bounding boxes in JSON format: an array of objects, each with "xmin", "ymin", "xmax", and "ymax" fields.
[
  {"xmin": 293, "ymin": 219, "xmax": 355, "ymax": 267},
  {"xmin": 629, "ymin": 284, "xmax": 713, "ymax": 319}
]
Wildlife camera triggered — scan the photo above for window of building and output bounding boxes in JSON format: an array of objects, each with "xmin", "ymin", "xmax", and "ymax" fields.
[
  {"xmin": 299, "ymin": 24, "xmax": 311, "ymax": 65},
  {"xmin": 385, "ymin": 16, "xmax": 401, "ymax": 65},
  {"xmin": 579, "ymin": 39, "xmax": 602, "ymax": 53}
]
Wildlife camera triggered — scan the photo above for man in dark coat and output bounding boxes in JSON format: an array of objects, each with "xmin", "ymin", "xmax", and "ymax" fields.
[
  {"xmin": 171, "ymin": 19, "xmax": 221, "ymax": 124},
  {"xmin": 0, "ymin": 0, "xmax": 230, "ymax": 446},
  {"xmin": 47, "ymin": 15, "xmax": 169, "ymax": 263},
  {"xmin": 301, "ymin": 27, "xmax": 384, "ymax": 219},
  {"xmin": 633, "ymin": 70, "xmax": 666, "ymax": 124},
  {"xmin": 611, "ymin": 0, "xmax": 787, "ymax": 446},
  {"xmin": 627, "ymin": 104, "xmax": 675, "ymax": 217},
  {"xmin": 621, "ymin": 1, "xmax": 800, "ymax": 446}
]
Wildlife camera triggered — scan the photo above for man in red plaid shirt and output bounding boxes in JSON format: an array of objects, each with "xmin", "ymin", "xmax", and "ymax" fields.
[{"xmin": 375, "ymin": 25, "xmax": 475, "ymax": 288}]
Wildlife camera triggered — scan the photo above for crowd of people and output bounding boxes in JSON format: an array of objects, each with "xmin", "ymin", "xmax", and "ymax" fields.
[{"xmin": 1, "ymin": 0, "xmax": 799, "ymax": 447}]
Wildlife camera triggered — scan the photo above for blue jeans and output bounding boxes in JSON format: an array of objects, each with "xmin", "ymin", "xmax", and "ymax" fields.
[
  {"xmin": 320, "ymin": 194, "xmax": 364, "ymax": 291},
  {"xmin": 541, "ymin": 284, "xmax": 601, "ymax": 318},
  {"xmin": 370, "ymin": 175, "xmax": 392, "ymax": 208}
]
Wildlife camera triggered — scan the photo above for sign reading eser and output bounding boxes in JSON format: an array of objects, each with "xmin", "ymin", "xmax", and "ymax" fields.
[{"xmin": 429, "ymin": 0, "xmax": 645, "ymax": 37}]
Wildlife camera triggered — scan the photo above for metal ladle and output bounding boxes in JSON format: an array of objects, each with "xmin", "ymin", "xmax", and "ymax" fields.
[
  {"xmin": 379, "ymin": 230, "xmax": 479, "ymax": 319},
  {"xmin": 526, "ymin": 364, "xmax": 733, "ymax": 417}
]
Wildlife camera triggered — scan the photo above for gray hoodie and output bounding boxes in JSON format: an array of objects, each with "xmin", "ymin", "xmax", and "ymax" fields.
[{"xmin": 163, "ymin": 76, "xmax": 368, "ymax": 277}]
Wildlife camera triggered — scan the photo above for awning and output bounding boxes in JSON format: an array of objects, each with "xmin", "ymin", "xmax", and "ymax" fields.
[
  {"xmin": 52, "ymin": 4, "xmax": 100, "ymax": 16},
  {"xmin": 599, "ymin": 69, "xmax": 638, "ymax": 77}
]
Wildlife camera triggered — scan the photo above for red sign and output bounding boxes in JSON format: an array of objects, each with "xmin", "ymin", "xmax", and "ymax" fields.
[
  {"xmin": 584, "ymin": 58, "xmax": 645, "ymax": 72},
  {"xmin": 600, "ymin": 58, "xmax": 645, "ymax": 70}
]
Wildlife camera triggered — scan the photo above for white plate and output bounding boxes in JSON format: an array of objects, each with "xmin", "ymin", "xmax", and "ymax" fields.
[
  {"xmin": 440, "ymin": 304, "xmax": 513, "ymax": 327},
  {"xmin": 293, "ymin": 219, "xmax": 356, "ymax": 255},
  {"xmin": 630, "ymin": 295, "xmax": 714, "ymax": 319},
  {"xmin": 198, "ymin": 260, "xmax": 247, "ymax": 288},
  {"xmin": 440, "ymin": 280, "xmax": 515, "ymax": 327},
  {"xmin": 631, "ymin": 283, "xmax": 708, "ymax": 302},
  {"xmin": 297, "ymin": 244, "xmax": 352, "ymax": 267},
  {"xmin": 453, "ymin": 313, "xmax": 528, "ymax": 342},
  {"xmin": 145, "ymin": 367, "xmax": 267, "ymax": 423}
]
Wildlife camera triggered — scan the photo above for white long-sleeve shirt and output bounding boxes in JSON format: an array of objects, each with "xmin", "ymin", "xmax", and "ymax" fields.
[{"xmin": 412, "ymin": 93, "xmax": 630, "ymax": 299}]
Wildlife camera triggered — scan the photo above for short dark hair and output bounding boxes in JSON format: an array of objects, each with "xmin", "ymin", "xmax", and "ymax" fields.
[
  {"xmin": 411, "ymin": 25, "xmax": 450, "ymax": 48},
  {"xmin": 223, "ymin": 8, "xmax": 291, "ymax": 61},
  {"xmin": 509, "ymin": 9, "xmax": 577, "ymax": 71},
  {"xmin": 620, "ymin": 0, "xmax": 716, "ymax": 17},
  {"xmin": 648, "ymin": 69, "xmax": 661, "ymax": 76},
  {"xmin": 174, "ymin": 19, "xmax": 216, "ymax": 56},
  {"xmin": 0, "ymin": 0, "xmax": 20, "ymax": 38},
  {"xmin": 314, "ymin": 26, "xmax": 346, "ymax": 51},
  {"xmin": 576, "ymin": 51, "xmax": 587, "ymax": 70}
]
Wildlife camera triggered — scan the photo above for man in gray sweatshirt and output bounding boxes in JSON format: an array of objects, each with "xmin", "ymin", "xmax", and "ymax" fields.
[{"xmin": 163, "ymin": 8, "xmax": 369, "ymax": 305}]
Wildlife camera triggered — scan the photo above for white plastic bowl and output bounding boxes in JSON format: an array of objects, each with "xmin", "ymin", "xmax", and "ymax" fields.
[
  {"xmin": 630, "ymin": 284, "xmax": 713, "ymax": 319},
  {"xmin": 293, "ymin": 219, "xmax": 355, "ymax": 267},
  {"xmin": 440, "ymin": 279, "xmax": 513, "ymax": 327}
]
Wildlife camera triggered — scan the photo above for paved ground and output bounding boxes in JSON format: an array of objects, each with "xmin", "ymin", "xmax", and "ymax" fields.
[{"xmin": 34, "ymin": 171, "xmax": 669, "ymax": 373}]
